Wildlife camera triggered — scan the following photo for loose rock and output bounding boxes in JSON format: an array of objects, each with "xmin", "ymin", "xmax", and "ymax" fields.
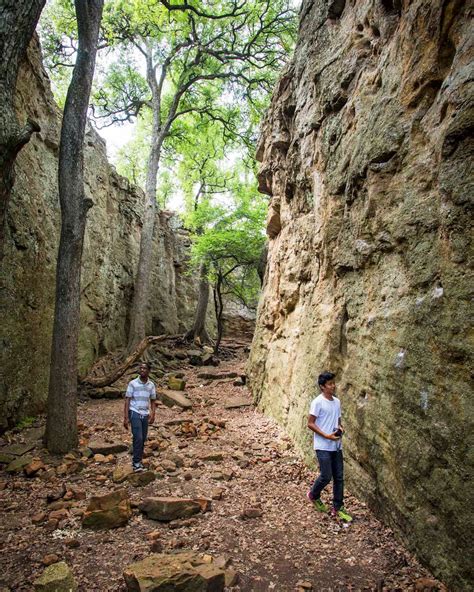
[
  {"xmin": 82, "ymin": 489, "xmax": 131, "ymax": 530},
  {"xmin": 34, "ymin": 561, "xmax": 77, "ymax": 592}
]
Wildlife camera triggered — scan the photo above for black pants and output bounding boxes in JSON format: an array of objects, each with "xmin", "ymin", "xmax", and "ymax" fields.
[
  {"xmin": 310, "ymin": 449, "xmax": 344, "ymax": 509},
  {"xmin": 129, "ymin": 410, "xmax": 148, "ymax": 465}
]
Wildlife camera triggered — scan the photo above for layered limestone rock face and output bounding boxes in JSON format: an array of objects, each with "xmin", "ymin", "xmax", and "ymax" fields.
[
  {"xmin": 0, "ymin": 38, "xmax": 209, "ymax": 430},
  {"xmin": 248, "ymin": 1, "xmax": 473, "ymax": 588}
]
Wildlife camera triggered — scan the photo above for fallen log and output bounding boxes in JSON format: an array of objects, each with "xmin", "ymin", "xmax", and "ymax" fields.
[{"xmin": 80, "ymin": 334, "xmax": 180, "ymax": 388}]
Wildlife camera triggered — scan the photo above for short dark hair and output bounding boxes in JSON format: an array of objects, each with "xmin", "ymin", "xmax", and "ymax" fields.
[
  {"xmin": 139, "ymin": 361, "xmax": 151, "ymax": 370},
  {"xmin": 318, "ymin": 372, "xmax": 335, "ymax": 387}
]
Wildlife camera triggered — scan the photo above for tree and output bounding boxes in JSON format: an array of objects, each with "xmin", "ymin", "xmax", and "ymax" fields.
[
  {"xmin": 178, "ymin": 119, "xmax": 232, "ymax": 344},
  {"xmin": 0, "ymin": 0, "xmax": 46, "ymax": 257},
  {"xmin": 45, "ymin": 0, "xmax": 104, "ymax": 454},
  {"xmin": 93, "ymin": 0, "xmax": 295, "ymax": 350},
  {"xmin": 189, "ymin": 169, "xmax": 267, "ymax": 352}
]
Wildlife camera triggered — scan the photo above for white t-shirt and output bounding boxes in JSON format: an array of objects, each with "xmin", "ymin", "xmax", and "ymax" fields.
[
  {"xmin": 126, "ymin": 377, "xmax": 156, "ymax": 415},
  {"xmin": 309, "ymin": 394, "xmax": 341, "ymax": 451}
]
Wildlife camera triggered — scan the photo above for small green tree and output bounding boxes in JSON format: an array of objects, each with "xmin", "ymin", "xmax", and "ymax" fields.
[{"xmin": 189, "ymin": 168, "xmax": 267, "ymax": 352}]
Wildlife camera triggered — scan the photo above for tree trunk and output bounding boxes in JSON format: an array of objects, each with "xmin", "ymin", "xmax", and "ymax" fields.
[
  {"xmin": 127, "ymin": 127, "xmax": 163, "ymax": 350},
  {"xmin": 45, "ymin": 0, "xmax": 104, "ymax": 454},
  {"xmin": 213, "ymin": 271, "xmax": 225, "ymax": 354},
  {"xmin": 127, "ymin": 46, "xmax": 164, "ymax": 351},
  {"xmin": 185, "ymin": 262, "xmax": 211, "ymax": 344},
  {"xmin": 0, "ymin": 0, "xmax": 45, "ymax": 257}
]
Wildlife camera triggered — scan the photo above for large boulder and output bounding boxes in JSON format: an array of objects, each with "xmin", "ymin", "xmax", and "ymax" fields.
[
  {"xmin": 82, "ymin": 489, "xmax": 131, "ymax": 529},
  {"xmin": 34, "ymin": 561, "xmax": 77, "ymax": 592},
  {"xmin": 140, "ymin": 497, "xmax": 202, "ymax": 521},
  {"xmin": 123, "ymin": 552, "xmax": 225, "ymax": 592}
]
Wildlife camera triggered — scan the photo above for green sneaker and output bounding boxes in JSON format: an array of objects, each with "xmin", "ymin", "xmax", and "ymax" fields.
[
  {"xmin": 337, "ymin": 506, "xmax": 353, "ymax": 522},
  {"xmin": 313, "ymin": 499, "xmax": 329, "ymax": 513}
]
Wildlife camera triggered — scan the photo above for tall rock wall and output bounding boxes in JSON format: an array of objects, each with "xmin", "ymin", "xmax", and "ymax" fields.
[
  {"xmin": 248, "ymin": 0, "xmax": 473, "ymax": 588},
  {"xmin": 0, "ymin": 38, "xmax": 209, "ymax": 430}
]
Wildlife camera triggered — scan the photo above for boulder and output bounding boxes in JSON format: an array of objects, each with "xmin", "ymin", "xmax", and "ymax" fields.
[
  {"xmin": 82, "ymin": 489, "xmax": 131, "ymax": 530},
  {"xmin": 34, "ymin": 561, "xmax": 77, "ymax": 592},
  {"xmin": 201, "ymin": 353, "xmax": 219, "ymax": 367},
  {"xmin": 6, "ymin": 455, "xmax": 34, "ymax": 473},
  {"xmin": 113, "ymin": 464, "xmax": 134, "ymax": 483},
  {"xmin": 168, "ymin": 376, "xmax": 186, "ymax": 391},
  {"xmin": 158, "ymin": 390, "xmax": 192, "ymax": 410},
  {"xmin": 88, "ymin": 440, "xmax": 128, "ymax": 455},
  {"xmin": 0, "ymin": 452, "xmax": 15, "ymax": 464},
  {"xmin": 127, "ymin": 470, "xmax": 157, "ymax": 487},
  {"xmin": 87, "ymin": 387, "xmax": 123, "ymax": 399},
  {"xmin": 140, "ymin": 497, "xmax": 202, "ymax": 521},
  {"xmin": 24, "ymin": 459, "xmax": 46, "ymax": 477},
  {"xmin": 186, "ymin": 350, "xmax": 204, "ymax": 366},
  {"xmin": 1, "ymin": 442, "xmax": 35, "ymax": 456},
  {"xmin": 123, "ymin": 552, "xmax": 225, "ymax": 592}
]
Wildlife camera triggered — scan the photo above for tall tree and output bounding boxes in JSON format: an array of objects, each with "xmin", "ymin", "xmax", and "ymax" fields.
[
  {"xmin": 94, "ymin": 0, "xmax": 295, "ymax": 350},
  {"xmin": 45, "ymin": 0, "xmax": 104, "ymax": 454},
  {"xmin": 0, "ymin": 0, "xmax": 46, "ymax": 257}
]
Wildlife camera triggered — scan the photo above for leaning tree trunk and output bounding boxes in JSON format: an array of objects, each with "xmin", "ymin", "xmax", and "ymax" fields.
[
  {"xmin": 0, "ymin": 0, "xmax": 45, "ymax": 257},
  {"xmin": 45, "ymin": 0, "xmax": 104, "ymax": 454},
  {"xmin": 185, "ymin": 262, "xmax": 211, "ymax": 344}
]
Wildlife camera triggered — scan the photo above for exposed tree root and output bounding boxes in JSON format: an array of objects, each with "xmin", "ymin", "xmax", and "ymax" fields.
[{"xmin": 80, "ymin": 334, "xmax": 180, "ymax": 388}]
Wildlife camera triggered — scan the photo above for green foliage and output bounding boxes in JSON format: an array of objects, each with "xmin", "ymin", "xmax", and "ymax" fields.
[
  {"xmin": 15, "ymin": 416, "xmax": 36, "ymax": 430},
  {"xmin": 188, "ymin": 163, "xmax": 267, "ymax": 310}
]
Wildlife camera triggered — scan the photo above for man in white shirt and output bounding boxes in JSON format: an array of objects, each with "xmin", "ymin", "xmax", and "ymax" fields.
[
  {"xmin": 124, "ymin": 362, "xmax": 156, "ymax": 472},
  {"xmin": 307, "ymin": 371, "xmax": 352, "ymax": 522}
]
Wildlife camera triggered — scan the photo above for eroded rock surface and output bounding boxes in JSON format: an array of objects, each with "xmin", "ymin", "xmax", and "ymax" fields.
[
  {"xmin": 0, "ymin": 37, "xmax": 215, "ymax": 430},
  {"xmin": 248, "ymin": 1, "xmax": 473, "ymax": 588}
]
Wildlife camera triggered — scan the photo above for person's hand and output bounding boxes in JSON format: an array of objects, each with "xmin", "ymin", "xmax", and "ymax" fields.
[
  {"xmin": 327, "ymin": 432, "xmax": 341, "ymax": 440},
  {"xmin": 149, "ymin": 414, "xmax": 155, "ymax": 425},
  {"xmin": 123, "ymin": 418, "xmax": 129, "ymax": 430}
]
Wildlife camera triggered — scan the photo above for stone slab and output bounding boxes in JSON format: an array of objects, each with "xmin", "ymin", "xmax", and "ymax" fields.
[
  {"xmin": 123, "ymin": 552, "xmax": 225, "ymax": 592},
  {"xmin": 223, "ymin": 398, "xmax": 253, "ymax": 409},
  {"xmin": 158, "ymin": 390, "xmax": 192, "ymax": 410}
]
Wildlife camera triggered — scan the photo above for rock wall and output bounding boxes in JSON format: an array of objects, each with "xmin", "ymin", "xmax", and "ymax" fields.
[
  {"xmin": 0, "ymin": 38, "xmax": 211, "ymax": 430},
  {"xmin": 248, "ymin": 0, "xmax": 473, "ymax": 588}
]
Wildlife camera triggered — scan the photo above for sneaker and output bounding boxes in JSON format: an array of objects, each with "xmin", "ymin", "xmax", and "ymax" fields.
[
  {"xmin": 309, "ymin": 495, "xmax": 328, "ymax": 513},
  {"xmin": 133, "ymin": 464, "xmax": 145, "ymax": 473},
  {"xmin": 331, "ymin": 506, "xmax": 353, "ymax": 522},
  {"xmin": 306, "ymin": 490, "xmax": 314, "ymax": 502}
]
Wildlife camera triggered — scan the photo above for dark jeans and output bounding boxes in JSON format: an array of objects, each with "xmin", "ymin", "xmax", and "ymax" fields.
[
  {"xmin": 310, "ymin": 449, "xmax": 344, "ymax": 510},
  {"xmin": 129, "ymin": 410, "xmax": 149, "ymax": 465}
]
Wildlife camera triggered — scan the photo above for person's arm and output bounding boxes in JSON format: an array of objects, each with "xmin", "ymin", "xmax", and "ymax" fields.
[
  {"xmin": 124, "ymin": 397, "xmax": 130, "ymax": 429},
  {"xmin": 307, "ymin": 414, "xmax": 341, "ymax": 440},
  {"xmin": 149, "ymin": 399, "xmax": 156, "ymax": 425}
]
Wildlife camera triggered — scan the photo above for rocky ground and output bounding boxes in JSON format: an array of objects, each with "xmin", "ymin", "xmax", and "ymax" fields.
[{"xmin": 0, "ymin": 340, "xmax": 445, "ymax": 591}]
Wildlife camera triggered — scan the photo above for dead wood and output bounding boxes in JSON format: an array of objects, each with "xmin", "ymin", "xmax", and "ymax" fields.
[{"xmin": 80, "ymin": 334, "xmax": 180, "ymax": 387}]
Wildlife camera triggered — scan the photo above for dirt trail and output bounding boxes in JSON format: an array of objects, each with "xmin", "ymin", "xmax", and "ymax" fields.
[{"xmin": 0, "ymin": 342, "xmax": 443, "ymax": 591}]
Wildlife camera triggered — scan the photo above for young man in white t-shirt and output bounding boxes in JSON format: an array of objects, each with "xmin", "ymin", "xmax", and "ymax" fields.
[{"xmin": 307, "ymin": 371, "xmax": 352, "ymax": 522}]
